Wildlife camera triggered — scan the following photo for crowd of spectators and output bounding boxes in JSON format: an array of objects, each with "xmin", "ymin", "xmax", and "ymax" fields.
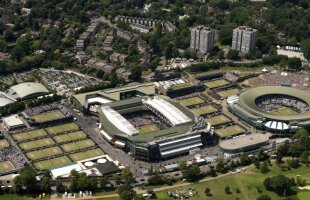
[
  {"xmin": 0, "ymin": 146, "xmax": 27, "ymax": 172},
  {"xmin": 224, "ymin": 72, "xmax": 239, "ymax": 82},
  {"xmin": 22, "ymin": 103, "xmax": 71, "ymax": 119}
]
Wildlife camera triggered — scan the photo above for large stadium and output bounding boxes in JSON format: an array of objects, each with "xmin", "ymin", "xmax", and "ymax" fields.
[
  {"xmin": 98, "ymin": 95, "xmax": 211, "ymax": 162},
  {"xmin": 228, "ymin": 86, "xmax": 310, "ymax": 133}
]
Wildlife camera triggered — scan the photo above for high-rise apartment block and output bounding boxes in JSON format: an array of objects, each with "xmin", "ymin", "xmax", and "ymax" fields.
[
  {"xmin": 232, "ymin": 26, "xmax": 257, "ymax": 53},
  {"xmin": 190, "ymin": 26, "xmax": 215, "ymax": 53}
]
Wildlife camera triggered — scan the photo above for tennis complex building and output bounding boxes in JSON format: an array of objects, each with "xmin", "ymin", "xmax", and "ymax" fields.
[
  {"xmin": 228, "ymin": 86, "xmax": 310, "ymax": 133},
  {"xmin": 98, "ymin": 96, "xmax": 211, "ymax": 162}
]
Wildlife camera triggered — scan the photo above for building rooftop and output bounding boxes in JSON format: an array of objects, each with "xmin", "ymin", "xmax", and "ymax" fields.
[
  {"xmin": 2, "ymin": 114, "xmax": 24, "ymax": 128},
  {"xmin": 8, "ymin": 82, "xmax": 49, "ymax": 99},
  {"xmin": 219, "ymin": 134, "xmax": 269, "ymax": 151}
]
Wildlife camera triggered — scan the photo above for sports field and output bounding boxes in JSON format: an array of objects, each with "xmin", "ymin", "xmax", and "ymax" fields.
[
  {"xmin": 191, "ymin": 105, "xmax": 218, "ymax": 116},
  {"xmin": 46, "ymin": 123, "xmax": 79, "ymax": 135},
  {"xmin": 69, "ymin": 148, "xmax": 104, "ymax": 162},
  {"xmin": 34, "ymin": 156, "xmax": 72, "ymax": 170},
  {"xmin": 138, "ymin": 124, "xmax": 160, "ymax": 133},
  {"xmin": 268, "ymin": 107, "xmax": 298, "ymax": 116},
  {"xmin": 215, "ymin": 125, "xmax": 246, "ymax": 138},
  {"xmin": 53, "ymin": 131, "xmax": 87, "ymax": 143},
  {"xmin": 0, "ymin": 139, "xmax": 9, "ymax": 149},
  {"xmin": 204, "ymin": 79, "xmax": 229, "ymax": 89},
  {"xmin": 26, "ymin": 146, "xmax": 63, "ymax": 160},
  {"xmin": 12, "ymin": 129, "xmax": 47, "ymax": 141},
  {"xmin": 61, "ymin": 139, "xmax": 95, "ymax": 152},
  {"xmin": 179, "ymin": 97, "xmax": 205, "ymax": 107},
  {"xmin": 32, "ymin": 110, "xmax": 65, "ymax": 123},
  {"xmin": 0, "ymin": 161, "xmax": 15, "ymax": 173},
  {"xmin": 206, "ymin": 115, "xmax": 231, "ymax": 126},
  {"xmin": 217, "ymin": 88, "xmax": 240, "ymax": 98},
  {"xmin": 19, "ymin": 138, "xmax": 54, "ymax": 150}
]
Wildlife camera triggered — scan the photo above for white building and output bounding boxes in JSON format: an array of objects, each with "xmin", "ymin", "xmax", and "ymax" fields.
[
  {"xmin": 232, "ymin": 26, "xmax": 257, "ymax": 53},
  {"xmin": 190, "ymin": 26, "xmax": 215, "ymax": 53},
  {"xmin": 2, "ymin": 114, "xmax": 25, "ymax": 130}
]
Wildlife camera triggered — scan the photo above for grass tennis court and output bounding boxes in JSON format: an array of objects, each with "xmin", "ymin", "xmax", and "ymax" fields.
[
  {"xmin": 69, "ymin": 148, "xmax": 104, "ymax": 162},
  {"xmin": 217, "ymin": 88, "xmax": 240, "ymax": 98},
  {"xmin": 26, "ymin": 146, "xmax": 63, "ymax": 160},
  {"xmin": 268, "ymin": 107, "xmax": 298, "ymax": 116},
  {"xmin": 12, "ymin": 129, "xmax": 47, "ymax": 142},
  {"xmin": 61, "ymin": 139, "xmax": 95, "ymax": 152},
  {"xmin": 32, "ymin": 110, "xmax": 65, "ymax": 123},
  {"xmin": 204, "ymin": 79, "xmax": 229, "ymax": 89},
  {"xmin": 179, "ymin": 97, "xmax": 205, "ymax": 107},
  {"xmin": 206, "ymin": 115, "xmax": 231, "ymax": 126},
  {"xmin": 34, "ymin": 156, "xmax": 72, "ymax": 170},
  {"xmin": 53, "ymin": 131, "xmax": 87, "ymax": 143},
  {"xmin": 191, "ymin": 105, "xmax": 218, "ymax": 116},
  {"xmin": 215, "ymin": 125, "xmax": 246, "ymax": 138},
  {"xmin": 0, "ymin": 139, "xmax": 9, "ymax": 149},
  {"xmin": 138, "ymin": 124, "xmax": 160, "ymax": 133},
  {"xmin": 0, "ymin": 161, "xmax": 15, "ymax": 173},
  {"xmin": 19, "ymin": 138, "xmax": 54, "ymax": 150},
  {"xmin": 46, "ymin": 123, "xmax": 79, "ymax": 135}
]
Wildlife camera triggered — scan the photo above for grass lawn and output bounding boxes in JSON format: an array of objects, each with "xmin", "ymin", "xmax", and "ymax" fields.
[
  {"xmin": 46, "ymin": 123, "xmax": 79, "ymax": 135},
  {"xmin": 217, "ymin": 88, "xmax": 240, "ymax": 98},
  {"xmin": 19, "ymin": 138, "xmax": 54, "ymax": 151},
  {"xmin": 61, "ymin": 139, "xmax": 95, "ymax": 152},
  {"xmin": 12, "ymin": 129, "xmax": 47, "ymax": 142},
  {"xmin": 179, "ymin": 97, "xmax": 205, "ymax": 107},
  {"xmin": 206, "ymin": 115, "xmax": 231, "ymax": 126},
  {"xmin": 204, "ymin": 79, "xmax": 229, "ymax": 89},
  {"xmin": 215, "ymin": 125, "xmax": 246, "ymax": 138},
  {"xmin": 32, "ymin": 110, "xmax": 65, "ymax": 123},
  {"xmin": 0, "ymin": 139, "xmax": 9, "ymax": 149},
  {"xmin": 0, "ymin": 161, "xmax": 15, "ymax": 173},
  {"xmin": 53, "ymin": 131, "xmax": 87, "ymax": 143},
  {"xmin": 34, "ymin": 156, "xmax": 72, "ymax": 170},
  {"xmin": 191, "ymin": 105, "xmax": 218, "ymax": 116},
  {"xmin": 26, "ymin": 146, "xmax": 62, "ymax": 160},
  {"xmin": 138, "ymin": 124, "xmax": 160, "ymax": 133},
  {"xmin": 268, "ymin": 107, "xmax": 298, "ymax": 116},
  {"xmin": 69, "ymin": 148, "xmax": 104, "ymax": 162},
  {"xmin": 0, "ymin": 194, "xmax": 50, "ymax": 200}
]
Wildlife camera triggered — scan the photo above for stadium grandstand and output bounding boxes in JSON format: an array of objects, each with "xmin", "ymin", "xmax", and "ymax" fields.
[
  {"xmin": 98, "ymin": 95, "xmax": 211, "ymax": 162},
  {"xmin": 6, "ymin": 82, "xmax": 49, "ymax": 100}
]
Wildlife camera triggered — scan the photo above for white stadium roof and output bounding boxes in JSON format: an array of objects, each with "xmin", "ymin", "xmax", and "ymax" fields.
[
  {"xmin": 264, "ymin": 121, "xmax": 290, "ymax": 130},
  {"xmin": 0, "ymin": 97, "xmax": 15, "ymax": 107},
  {"xmin": 142, "ymin": 97, "xmax": 191, "ymax": 126},
  {"xmin": 2, "ymin": 114, "xmax": 24, "ymax": 128},
  {"xmin": 9, "ymin": 82, "xmax": 49, "ymax": 99}
]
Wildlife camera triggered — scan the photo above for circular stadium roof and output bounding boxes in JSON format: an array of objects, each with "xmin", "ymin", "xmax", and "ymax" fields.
[{"xmin": 239, "ymin": 86, "xmax": 310, "ymax": 121}]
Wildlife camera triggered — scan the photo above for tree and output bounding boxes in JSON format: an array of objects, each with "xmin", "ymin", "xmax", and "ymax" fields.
[
  {"xmin": 227, "ymin": 49, "xmax": 239, "ymax": 60},
  {"xmin": 130, "ymin": 66, "xmax": 142, "ymax": 81},
  {"xmin": 40, "ymin": 170, "xmax": 52, "ymax": 193},
  {"xmin": 263, "ymin": 175, "xmax": 292, "ymax": 196},
  {"xmin": 205, "ymin": 187, "xmax": 211, "ymax": 196},
  {"xmin": 256, "ymin": 194, "xmax": 271, "ymax": 200},
  {"xmin": 300, "ymin": 151, "xmax": 309, "ymax": 165},
  {"xmin": 100, "ymin": 177, "xmax": 108, "ymax": 190},
  {"xmin": 286, "ymin": 57, "xmax": 302, "ymax": 70},
  {"xmin": 225, "ymin": 186, "xmax": 231, "ymax": 194},
  {"xmin": 257, "ymin": 148, "xmax": 269, "ymax": 162},
  {"xmin": 122, "ymin": 168, "xmax": 134, "ymax": 184},
  {"xmin": 301, "ymin": 38, "xmax": 310, "ymax": 60},
  {"xmin": 56, "ymin": 181, "xmax": 66, "ymax": 194},
  {"xmin": 287, "ymin": 158, "xmax": 300, "ymax": 169},
  {"xmin": 19, "ymin": 166, "xmax": 37, "ymax": 194},
  {"xmin": 13, "ymin": 175, "xmax": 23, "ymax": 194},
  {"xmin": 182, "ymin": 165, "xmax": 202, "ymax": 182},
  {"xmin": 117, "ymin": 184, "xmax": 136, "ymax": 200},
  {"xmin": 260, "ymin": 161, "xmax": 269, "ymax": 174}
]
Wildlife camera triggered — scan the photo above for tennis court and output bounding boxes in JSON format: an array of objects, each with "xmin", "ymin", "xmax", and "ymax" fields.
[
  {"xmin": 0, "ymin": 161, "xmax": 15, "ymax": 173},
  {"xmin": 191, "ymin": 105, "xmax": 218, "ymax": 116},
  {"xmin": 0, "ymin": 139, "xmax": 9, "ymax": 149},
  {"xmin": 53, "ymin": 131, "xmax": 87, "ymax": 143},
  {"xmin": 217, "ymin": 88, "xmax": 240, "ymax": 98},
  {"xmin": 69, "ymin": 148, "xmax": 104, "ymax": 162},
  {"xmin": 34, "ymin": 156, "xmax": 72, "ymax": 170},
  {"xmin": 179, "ymin": 97, "xmax": 205, "ymax": 107},
  {"xmin": 32, "ymin": 110, "xmax": 65, "ymax": 123},
  {"xmin": 46, "ymin": 123, "xmax": 79, "ymax": 135},
  {"xmin": 12, "ymin": 129, "xmax": 47, "ymax": 141},
  {"xmin": 19, "ymin": 138, "xmax": 54, "ymax": 151},
  {"xmin": 206, "ymin": 115, "xmax": 231, "ymax": 126},
  {"xmin": 215, "ymin": 125, "xmax": 246, "ymax": 138},
  {"xmin": 138, "ymin": 124, "xmax": 160, "ymax": 133},
  {"xmin": 61, "ymin": 139, "xmax": 95, "ymax": 152},
  {"xmin": 26, "ymin": 146, "xmax": 63, "ymax": 160},
  {"xmin": 204, "ymin": 79, "xmax": 229, "ymax": 89}
]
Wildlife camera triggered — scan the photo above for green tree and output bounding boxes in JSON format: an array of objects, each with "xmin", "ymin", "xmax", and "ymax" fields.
[
  {"xmin": 40, "ymin": 170, "xmax": 52, "ymax": 193},
  {"xmin": 122, "ymin": 168, "xmax": 134, "ymax": 184},
  {"xmin": 286, "ymin": 57, "xmax": 302, "ymax": 70},
  {"xmin": 256, "ymin": 194, "xmax": 271, "ymax": 200},
  {"xmin": 182, "ymin": 165, "xmax": 202, "ymax": 182},
  {"xmin": 227, "ymin": 49, "xmax": 239, "ymax": 60},
  {"xmin": 225, "ymin": 186, "xmax": 231, "ymax": 194},
  {"xmin": 301, "ymin": 38, "xmax": 310, "ymax": 60},
  {"xmin": 100, "ymin": 177, "xmax": 108, "ymax": 190},
  {"xmin": 205, "ymin": 187, "xmax": 211, "ymax": 196},
  {"xmin": 263, "ymin": 175, "xmax": 292, "ymax": 196},
  {"xmin": 56, "ymin": 181, "xmax": 66, "ymax": 194},
  {"xmin": 130, "ymin": 66, "xmax": 142, "ymax": 81},
  {"xmin": 300, "ymin": 151, "xmax": 309, "ymax": 165},
  {"xmin": 260, "ymin": 161, "xmax": 269, "ymax": 174}
]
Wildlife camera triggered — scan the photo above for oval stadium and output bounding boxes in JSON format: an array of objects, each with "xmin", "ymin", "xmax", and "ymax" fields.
[{"xmin": 228, "ymin": 86, "xmax": 310, "ymax": 133}]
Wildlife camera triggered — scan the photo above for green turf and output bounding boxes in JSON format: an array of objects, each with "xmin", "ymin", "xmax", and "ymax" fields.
[
  {"xmin": 32, "ymin": 110, "xmax": 65, "ymax": 123},
  {"xmin": 206, "ymin": 115, "xmax": 231, "ymax": 126},
  {"xmin": 19, "ymin": 138, "xmax": 54, "ymax": 150},
  {"xmin": 138, "ymin": 124, "xmax": 160, "ymax": 133},
  {"xmin": 61, "ymin": 139, "xmax": 95, "ymax": 152},
  {"xmin": 0, "ymin": 139, "xmax": 9, "ymax": 149},
  {"xmin": 0, "ymin": 194, "xmax": 50, "ymax": 200},
  {"xmin": 0, "ymin": 161, "xmax": 15, "ymax": 173},
  {"xmin": 53, "ymin": 131, "xmax": 87, "ymax": 143},
  {"xmin": 217, "ymin": 88, "xmax": 240, "ymax": 98},
  {"xmin": 191, "ymin": 105, "xmax": 218, "ymax": 116},
  {"xmin": 12, "ymin": 129, "xmax": 47, "ymax": 142},
  {"xmin": 268, "ymin": 107, "xmax": 298, "ymax": 116},
  {"xmin": 215, "ymin": 125, "xmax": 246, "ymax": 138},
  {"xmin": 179, "ymin": 97, "xmax": 205, "ymax": 107},
  {"xmin": 204, "ymin": 79, "xmax": 229, "ymax": 89},
  {"xmin": 69, "ymin": 148, "xmax": 104, "ymax": 162},
  {"xmin": 34, "ymin": 156, "xmax": 72, "ymax": 170},
  {"xmin": 46, "ymin": 123, "xmax": 79, "ymax": 135},
  {"xmin": 26, "ymin": 146, "xmax": 63, "ymax": 160}
]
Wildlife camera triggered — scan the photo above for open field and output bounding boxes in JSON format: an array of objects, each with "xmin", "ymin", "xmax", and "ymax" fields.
[
  {"xmin": 53, "ymin": 131, "xmax": 87, "ymax": 143},
  {"xmin": 46, "ymin": 123, "xmax": 79, "ymax": 135},
  {"xmin": 268, "ymin": 107, "xmax": 298, "ymax": 116},
  {"xmin": 138, "ymin": 124, "xmax": 160, "ymax": 133},
  {"xmin": 69, "ymin": 148, "xmax": 104, "ymax": 162},
  {"xmin": 215, "ymin": 125, "xmax": 246, "ymax": 138},
  {"xmin": 12, "ymin": 129, "xmax": 47, "ymax": 141},
  {"xmin": 191, "ymin": 105, "xmax": 218, "ymax": 116},
  {"xmin": 19, "ymin": 138, "xmax": 54, "ymax": 151},
  {"xmin": 206, "ymin": 115, "xmax": 231, "ymax": 126},
  {"xmin": 26, "ymin": 146, "xmax": 62, "ymax": 160},
  {"xmin": 34, "ymin": 156, "xmax": 72, "ymax": 170},
  {"xmin": 0, "ymin": 161, "xmax": 15, "ymax": 173},
  {"xmin": 0, "ymin": 194, "xmax": 50, "ymax": 200},
  {"xmin": 0, "ymin": 139, "xmax": 9, "ymax": 149},
  {"xmin": 61, "ymin": 139, "xmax": 95, "ymax": 152},
  {"xmin": 204, "ymin": 79, "xmax": 229, "ymax": 89},
  {"xmin": 217, "ymin": 88, "xmax": 240, "ymax": 98},
  {"xmin": 179, "ymin": 97, "xmax": 205, "ymax": 107},
  {"xmin": 31, "ymin": 110, "xmax": 65, "ymax": 123}
]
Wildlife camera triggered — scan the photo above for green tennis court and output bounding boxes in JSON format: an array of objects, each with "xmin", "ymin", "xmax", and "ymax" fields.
[
  {"xmin": 61, "ymin": 139, "xmax": 95, "ymax": 152},
  {"xmin": 32, "ymin": 110, "xmax": 65, "ymax": 123},
  {"xmin": 69, "ymin": 148, "xmax": 104, "ymax": 162},
  {"xmin": 46, "ymin": 123, "xmax": 79, "ymax": 135},
  {"xmin": 179, "ymin": 97, "xmax": 205, "ymax": 107},
  {"xmin": 206, "ymin": 115, "xmax": 231, "ymax": 126},
  {"xmin": 19, "ymin": 138, "xmax": 54, "ymax": 150},
  {"xmin": 34, "ymin": 156, "xmax": 72, "ymax": 170},
  {"xmin": 0, "ymin": 139, "xmax": 9, "ymax": 149},
  {"xmin": 138, "ymin": 124, "xmax": 160, "ymax": 133},
  {"xmin": 204, "ymin": 79, "xmax": 229, "ymax": 89},
  {"xmin": 0, "ymin": 161, "xmax": 15, "ymax": 173},
  {"xmin": 215, "ymin": 125, "xmax": 246, "ymax": 138},
  {"xmin": 53, "ymin": 131, "xmax": 86, "ymax": 143},
  {"xmin": 191, "ymin": 105, "xmax": 218, "ymax": 116},
  {"xmin": 26, "ymin": 146, "xmax": 63, "ymax": 160},
  {"xmin": 12, "ymin": 129, "xmax": 47, "ymax": 141},
  {"xmin": 217, "ymin": 88, "xmax": 240, "ymax": 98}
]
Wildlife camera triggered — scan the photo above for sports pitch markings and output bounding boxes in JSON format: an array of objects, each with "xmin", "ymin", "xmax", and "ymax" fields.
[
  {"xmin": 61, "ymin": 139, "xmax": 95, "ymax": 152},
  {"xmin": 69, "ymin": 148, "xmax": 104, "ymax": 162},
  {"xmin": 46, "ymin": 123, "xmax": 79, "ymax": 135},
  {"xmin": 217, "ymin": 88, "xmax": 240, "ymax": 98},
  {"xmin": 191, "ymin": 105, "xmax": 218, "ymax": 116},
  {"xmin": 12, "ymin": 129, "xmax": 47, "ymax": 142},
  {"xmin": 26, "ymin": 146, "xmax": 62, "ymax": 160},
  {"xmin": 19, "ymin": 138, "xmax": 54, "ymax": 151},
  {"xmin": 138, "ymin": 124, "xmax": 160, "ymax": 133},
  {"xmin": 0, "ymin": 161, "xmax": 15, "ymax": 173},
  {"xmin": 179, "ymin": 97, "xmax": 205, "ymax": 107},
  {"xmin": 206, "ymin": 115, "xmax": 231, "ymax": 126},
  {"xmin": 32, "ymin": 110, "xmax": 65, "ymax": 123},
  {"xmin": 0, "ymin": 139, "xmax": 9, "ymax": 149},
  {"xmin": 215, "ymin": 125, "xmax": 246, "ymax": 138},
  {"xmin": 268, "ymin": 107, "xmax": 298, "ymax": 116},
  {"xmin": 34, "ymin": 156, "xmax": 72, "ymax": 170},
  {"xmin": 53, "ymin": 131, "xmax": 86, "ymax": 143},
  {"xmin": 204, "ymin": 79, "xmax": 229, "ymax": 89}
]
